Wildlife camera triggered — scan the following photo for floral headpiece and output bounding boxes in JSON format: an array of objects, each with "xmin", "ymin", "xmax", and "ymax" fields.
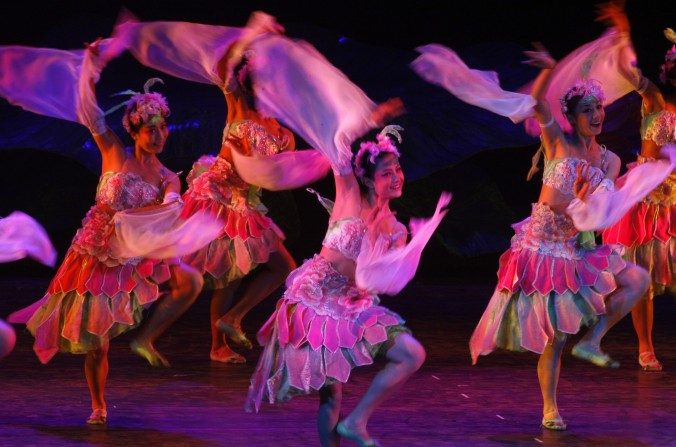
[
  {"xmin": 354, "ymin": 125, "xmax": 403, "ymax": 179},
  {"xmin": 659, "ymin": 28, "xmax": 676, "ymax": 84},
  {"xmin": 105, "ymin": 78, "xmax": 170, "ymax": 133},
  {"xmin": 559, "ymin": 79, "xmax": 605, "ymax": 115}
]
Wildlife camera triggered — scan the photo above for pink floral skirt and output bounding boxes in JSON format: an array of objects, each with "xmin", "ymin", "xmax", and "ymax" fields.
[
  {"xmin": 9, "ymin": 247, "xmax": 170, "ymax": 364},
  {"xmin": 180, "ymin": 170, "xmax": 284, "ymax": 289},
  {"xmin": 470, "ymin": 203, "xmax": 626, "ymax": 362},
  {"xmin": 245, "ymin": 255, "xmax": 407, "ymax": 412},
  {"xmin": 602, "ymin": 171, "xmax": 675, "ymax": 299}
]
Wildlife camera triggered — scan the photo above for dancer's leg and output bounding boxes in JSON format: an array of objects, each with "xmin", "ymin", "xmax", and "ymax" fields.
[
  {"xmin": 576, "ymin": 264, "xmax": 649, "ymax": 352},
  {"xmin": 210, "ymin": 280, "xmax": 245, "ymax": 363},
  {"xmin": 338, "ymin": 333, "xmax": 425, "ymax": 442},
  {"xmin": 318, "ymin": 383, "xmax": 343, "ymax": 447},
  {"xmin": 217, "ymin": 244, "xmax": 295, "ymax": 345},
  {"xmin": 632, "ymin": 295, "xmax": 654, "ymax": 354},
  {"xmin": 131, "ymin": 262, "xmax": 204, "ymax": 366},
  {"xmin": 538, "ymin": 332, "xmax": 567, "ymax": 427},
  {"xmin": 84, "ymin": 342, "xmax": 109, "ymax": 424}
]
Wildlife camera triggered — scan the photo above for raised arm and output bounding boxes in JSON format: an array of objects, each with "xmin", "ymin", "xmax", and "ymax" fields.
[
  {"xmin": 523, "ymin": 44, "xmax": 564, "ymax": 159},
  {"xmin": 81, "ymin": 40, "xmax": 126, "ymax": 174},
  {"xmin": 595, "ymin": 1, "xmax": 665, "ymax": 114},
  {"xmin": 330, "ymin": 98, "xmax": 406, "ymax": 221}
]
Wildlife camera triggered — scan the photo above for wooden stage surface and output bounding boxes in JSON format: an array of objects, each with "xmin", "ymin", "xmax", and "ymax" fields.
[{"xmin": 0, "ymin": 277, "xmax": 674, "ymax": 447}]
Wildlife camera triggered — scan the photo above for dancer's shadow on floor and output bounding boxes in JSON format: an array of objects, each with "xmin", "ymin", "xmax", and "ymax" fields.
[
  {"xmin": 490, "ymin": 430, "xmax": 650, "ymax": 447},
  {"xmin": 11, "ymin": 423, "xmax": 215, "ymax": 447}
]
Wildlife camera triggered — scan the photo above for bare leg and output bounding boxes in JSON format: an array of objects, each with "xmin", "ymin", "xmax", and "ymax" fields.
[
  {"xmin": 631, "ymin": 293, "xmax": 662, "ymax": 370},
  {"xmin": 210, "ymin": 280, "xmax": 245, "ymax": 363},
  {"xmin": 217, "ymin": 244, "xmax": 295, "ymax": 346},
  {"xmin": 631, "ymin": 295, "xmax": 654, "ymax": 354},
  {"xmin": 338, "ymin": 333, "xmax": 426, "ymax": 443},
  {"xmin": 538, "ymin": 332, "xmax": 567, "ymax": 428},
  {"xmin": 131, "ymin": 262, "xmax": 204, "ymax": 367},
  {"xmin": 318, "ymin": 383, "xmax": 343, "ymax": 447},
  {"xmin": 576, "ymin": 264, "xmax": 649, "ymax": 353},
  {"xmin": 84, "ymin": 342, "xmax": 109, "ymax": 424}
]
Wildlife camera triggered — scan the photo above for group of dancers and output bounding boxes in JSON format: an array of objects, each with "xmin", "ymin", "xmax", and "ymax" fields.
[{"xmin": 0, "ymin": 2, "xmax": 673, "ymax": 445}]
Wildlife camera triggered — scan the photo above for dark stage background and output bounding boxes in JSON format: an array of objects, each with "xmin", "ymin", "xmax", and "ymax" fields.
[{"xmin": 0, "ymin": 0, "xmax": 673, "ymax": 281}]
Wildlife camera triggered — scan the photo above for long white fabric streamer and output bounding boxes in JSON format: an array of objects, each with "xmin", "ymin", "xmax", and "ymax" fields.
[
  {"xmin": 230, "ymin": 149, "xmax": 330, "ymax": 191},
  {"xmin": 0, "ymin": 211, "xmax": 56, "ymax": 266},
  {"xmin": 568, "ymin": 145, "xmax": 676, "ymax": 231},
  {"xmin": 520, "ymin": 28, "xmax": 637, "ymax": 136},
  {"xmin": 356, "ymin": 192, "xmax": 452, "ymax": 295},
  {"xmin": 109, "ymin": 201, "xmax": 223, "ymax": 260},
  {"xmin": 411, "ymin": 44, "xmax": 536, "ymax": 123}
]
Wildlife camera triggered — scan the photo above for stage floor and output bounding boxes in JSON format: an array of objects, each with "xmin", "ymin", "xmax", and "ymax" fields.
[{"xmin": 0, "ymin": 277, "xmax": 674, "ymax": 447}]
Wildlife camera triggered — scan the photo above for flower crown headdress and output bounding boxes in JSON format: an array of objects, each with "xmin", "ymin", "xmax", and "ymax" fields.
[
  {"xmin": 659, "ymin": 28, "xmax": 676, "ymax": 84},
  {"xmin": 354, "ymin": 125, "xmax": 403, "ymax": 179},
  {"xmin": 559, "ymin": 79, "xmax": 605, "ymax": 115},
  {"xmin": 105, "ymin": 78, "xmax": 170, "ymax": 133}
]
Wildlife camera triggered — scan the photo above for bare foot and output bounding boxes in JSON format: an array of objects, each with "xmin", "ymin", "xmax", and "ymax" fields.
[
  {"xmin": 210, "ymin": 346, "xmax": 246, "ymax": 363},
  {"xmin": 336, "ymin": 420, "xmax": 378, "ymax": 447},
  {"xmin": 216, "ymin": 318, "xmax": 253, "ymax": 350},
  {"xmin": 130, "ymin": 339, "xmax": 171, "ymax": 367}
]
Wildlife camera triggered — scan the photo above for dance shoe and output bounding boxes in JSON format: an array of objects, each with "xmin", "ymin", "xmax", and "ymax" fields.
[
  {"xmin": 541, "ymin": 416, "xmax": 567, "ymax": 431},
  {"xmin": 336, "ymin": 421, "xmax": 381, "ymax": 447},
  {"xmin": 130, "ymin": 340, "xmax": 171, "ymax": 367},
  {"xmin": 210, "ymin": 347, "xmax": 246, "ymax": 364},
  {"xmin": 571, "ymin": 343, "xmax": 619, "ymax": 368},
  {"xmin": 638, "ymin": 352, "xmax": 663, "ymax": 372},
  {"xmin": 216, "ymin": 320, "xmax": 253, "ymax": 350},
  {"xmin": 86, "ymin": 408, "xmax": 107, "ymax": 425}
]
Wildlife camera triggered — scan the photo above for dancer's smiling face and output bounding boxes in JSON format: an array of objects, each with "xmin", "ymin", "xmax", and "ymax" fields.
[{"xmin": 368, "ymin": 152, "xmax": 404, "ymax": 200}]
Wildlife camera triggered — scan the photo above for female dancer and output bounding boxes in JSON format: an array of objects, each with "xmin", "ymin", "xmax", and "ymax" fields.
[
  {"xmin": 6, "ymin": 41, "xmax": 207, "ymax": 424},
  {"xmin": 116, "ymin": 11, "xmax": 295, "ymax": 363},
  {"xmin": 599, "ymin": 3, "xmax": 675, "ymax": 372},
  {"xmin": 179, "ymin": 14, "xmax": 297, "ymax": 362},
  {"xmin": 246, "ymin": 119, "xmax": 450, "ymax": 446},
  {"xmin": 470, "ymin": 45, "xmax": 650, "ymax": 430}
]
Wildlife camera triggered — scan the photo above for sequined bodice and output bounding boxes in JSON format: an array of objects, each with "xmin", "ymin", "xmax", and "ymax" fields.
[
  {"xmin": 641, "ymin": 110, "xmax": 675, "ymax": 146},
  {"xmin": 322, "ymin": 217, "xmax": 366, "ymax": 261},
  {"xmin": 542, "ymin": 156, "xmax": 605, "ymax": 196},
  {"xmin": 226, "ymin": 119, "xmax": 291, "ymax": 157},
  {"xmin": 96, "ymin": 172, "xmax": 161, "ymax": 211}
]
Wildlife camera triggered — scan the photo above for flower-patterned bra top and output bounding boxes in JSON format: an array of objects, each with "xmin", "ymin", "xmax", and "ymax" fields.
[
  {"xmin": 542, "ymin": 146, "xmax": 607, "ymax": 196},
  {"xmin": 322, "ymin": 217, "xmax": 367, "ymax": 261},
  {"xmin": 224, "ymin": 119, "xmax": 293, "ymax": 157},
  {"xmin": 96, "ymin": 171, "xmax": 161, "ymax": 211},
  {"xmin": 641, "ymin": 110, "xmax": 675, "ymax": 146}
]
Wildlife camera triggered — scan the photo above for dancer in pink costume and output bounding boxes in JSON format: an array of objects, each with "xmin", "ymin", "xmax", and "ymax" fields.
[
  {"xmin": 0, "ymin": 211, "xmax": 56, "ymax": 360},
  {"xmin": 246, "ymin": 120, "xmax": 451, "ymax": 446},
  {"xmin": 598, "ymin": 2, "xmax": 676, "ymax": 372},
  {"xmin": 115, "ymin": 12, "xmax": 325, "ymax": 363},
  {"xmin": 2, "ymin": 39, "xmax": 218, "ymax": 424},
  {"xmin": 180, "ymin": 14, "xmax": 296, "ymax": 363},
  {"xmin": 469, "ymin": 45, "xmax": 650, "ymax": 431}
]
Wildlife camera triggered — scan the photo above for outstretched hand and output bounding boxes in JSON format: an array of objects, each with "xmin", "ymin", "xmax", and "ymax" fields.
[
  {"xmin": 594, "ymin": 1, "xmax": 630, "ymax": 34},
  {"xmin": 85, "ymin": 37, "xmax": 103, "ymax": 56},
  {"xmin": 370, "ymin": 97, "xmax": 406, "ymax": 128},
  {"xmin": 246, "ymin": 11, "xmax": 285, "ymax": 35},
  {"xmin": 573, "ymin": 162, "xmax": 592, "ymax": 200},
  {"xmin": 522, "ymin": 42, "xmax": 556, "ymax": 69}
]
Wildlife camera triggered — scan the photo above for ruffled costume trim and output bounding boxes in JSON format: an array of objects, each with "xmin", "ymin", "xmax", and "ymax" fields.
[
  {"xmin": 245, "ymin": 255, "xmax": 406, "ymax": 412},
  {"xmin": 602, "ymin": 157, "xmax": 675, "ymax": 298},
  {"xmin": 181, "ymin": 155, "xmax": 284, "ymax": 289},
  {"xmin": 9, "ymin": 203, "xmax": 171, "ymax": 364},
  {"xmin": 470, "ymin": 203, "xmax": 626, "ymax": 362}
]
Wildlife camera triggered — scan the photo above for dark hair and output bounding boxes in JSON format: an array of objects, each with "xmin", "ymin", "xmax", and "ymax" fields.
[
  {"xmin": 352, "ymin": 130, "xmax": 399, "ymax": 194},
  {"xmin": 233, "ymin": 56, "xmax": 254, "ymax": 95}
]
